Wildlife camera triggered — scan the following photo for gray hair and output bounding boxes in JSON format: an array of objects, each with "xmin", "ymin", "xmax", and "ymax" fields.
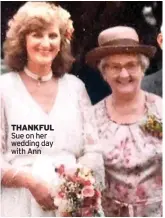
[{"xmin": 138, "ymin": 54, "xmax": 150, "ymax": 73}]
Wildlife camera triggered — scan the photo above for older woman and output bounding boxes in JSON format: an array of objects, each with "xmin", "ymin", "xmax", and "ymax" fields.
[
  {"xmin": 0, "ymin": 2, "xmax": 105, "ymax": 217},
  {"xmin": 85, "ymin": 26, "xmax": 162, "ymax": 216}
]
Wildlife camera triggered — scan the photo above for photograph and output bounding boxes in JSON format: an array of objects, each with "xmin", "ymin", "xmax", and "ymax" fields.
[{"xmin": 1, "ymin": 1, "xmax": 162, "ymax": 217}]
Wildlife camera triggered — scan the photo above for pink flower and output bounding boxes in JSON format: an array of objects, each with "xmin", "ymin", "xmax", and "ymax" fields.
[
  {"xmin": 136, "ymin": 185, "xmax": 147, "ymax": 200},
  {"xmin": 82, "ymin": 186, "xmax": 95, "ymax": 197},
  {"xmin": 155, "ymin": 176, "xmax": 162, "ymax": 186},
  {"xmin": 62, "ymin": 212, "xmax": 70, "ymax": 217},
  {"xmin": 115, "ymin": 184, "xmax": 128, "ymax": 200},
  {"xmin": 56, "ymin": 164, "xmax": 65, "ymax": 176},
  {"xmin": 81, "ymin": 207, "xmax": 93, "ymax": 217},
  {"xmin": 94, "ymin": 189, "xmax": 101, "ymax": 198},
  {"xmin": 125, "ymin": 158, "xmax": 130, "ymax": 164},
  {"xmin": 82, "ymin": 180, "xmax": 91, "ymax": 186},
  {"xmin": 58, "ymin": 191, "xmax": 65, "ymax": 198},
  {"xmin": 68, "ymin": 175, "xmax": 91, "ymax": 186}
]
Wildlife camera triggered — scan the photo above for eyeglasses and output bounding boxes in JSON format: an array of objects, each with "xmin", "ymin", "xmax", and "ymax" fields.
[{"xmin": 104, "ymin": 61, "xmax": 141, "ymax": 74}]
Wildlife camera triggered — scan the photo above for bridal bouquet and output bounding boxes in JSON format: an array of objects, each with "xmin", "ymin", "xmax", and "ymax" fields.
[{"xmin": 52, "ymin": 164, "xmax": 103, "ymax": 217}]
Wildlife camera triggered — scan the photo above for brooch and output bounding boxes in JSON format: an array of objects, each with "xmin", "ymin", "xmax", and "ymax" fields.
[{"xmin": 140, "ymin": 114, "xmax": 162, "ymax": 139}]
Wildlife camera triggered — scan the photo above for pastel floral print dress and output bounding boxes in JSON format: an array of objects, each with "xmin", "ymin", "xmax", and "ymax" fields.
[{"xmin": 89, "ymin": 92, "xmax": 162, "ymax": 217}]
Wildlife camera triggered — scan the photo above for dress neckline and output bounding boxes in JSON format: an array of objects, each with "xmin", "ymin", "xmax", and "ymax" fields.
[
  {"xmin": 16, "ymin": 72, "xmax": 62, "ymax": 117},
  {"xmin": 103, "ymin": 92, "xmax": 150, "ymax": 126}
]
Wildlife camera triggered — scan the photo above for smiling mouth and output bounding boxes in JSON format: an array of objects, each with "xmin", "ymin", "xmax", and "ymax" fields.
[
  {"xmin": 117, "ymin": 79, "xmax": 133, "ymax": 84},
  {"xmin": 39, "ymin": 50, "xmax": 52, "ymax": 56}
]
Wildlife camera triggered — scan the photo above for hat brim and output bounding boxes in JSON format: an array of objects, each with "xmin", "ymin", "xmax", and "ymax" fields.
[{"xmin": 86, "ymin": 45, "xmax": 156, "ymax": 67}]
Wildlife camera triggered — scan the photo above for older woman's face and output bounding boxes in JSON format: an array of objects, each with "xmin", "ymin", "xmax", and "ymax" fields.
[
  {"xmin": 26, "ymin": 23, "xmax": 61, "ymax": 67},
  {"xmin": 101, "ymin": 54, "xmax": 143, "ymax": 95}
]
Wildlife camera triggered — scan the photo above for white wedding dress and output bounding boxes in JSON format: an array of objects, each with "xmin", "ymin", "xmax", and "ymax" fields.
[{"xmin": 1, "ymin": 72, "xmax": 104, "ymax": 217}]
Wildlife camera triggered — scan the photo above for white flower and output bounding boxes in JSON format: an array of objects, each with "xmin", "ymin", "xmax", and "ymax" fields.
[{"xmin": 54, "ymin": 196, "xmax": 62, "ymax": 207}]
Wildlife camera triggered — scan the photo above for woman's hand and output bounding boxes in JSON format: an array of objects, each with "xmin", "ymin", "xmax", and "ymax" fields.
[
  {"xmin": 2, "ymin": 169, "xmax": 56, "ymax": 211},
  {"xmin": 28, "ymin": 179, "xmax": 57, "ymax": 211}
]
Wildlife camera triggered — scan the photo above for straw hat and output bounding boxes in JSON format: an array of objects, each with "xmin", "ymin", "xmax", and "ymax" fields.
[{"xmin": 86, "ymin": 26, "xmax": 156, "ymax": 66}]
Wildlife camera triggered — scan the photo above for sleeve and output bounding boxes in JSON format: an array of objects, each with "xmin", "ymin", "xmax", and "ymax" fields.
[
  {"xmin": 155, "ymin": 95, "xmax": 162, "ymax": 119},
  {"xmin": 77, "ymin": 85, "xmax": 105, "ymax": 190},
  {"xmin": 147, "ymin": 93, "xmax": 162, "ymax": 118},
  {"xmin": 0, "ymin": 95, "xmax": 11, "ymax": 179},
  {"xmin": 77, "ymin": 80, "xmax": 92, "ymax": 110}
]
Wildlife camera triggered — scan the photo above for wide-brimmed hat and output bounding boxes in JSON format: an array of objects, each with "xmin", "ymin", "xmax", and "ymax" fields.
[{"xmin": 86, "ymin": 26, "xmax": 156, "ymax": 67}]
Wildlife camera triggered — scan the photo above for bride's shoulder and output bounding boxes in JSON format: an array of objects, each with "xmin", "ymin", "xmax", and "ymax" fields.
[
  {"xmin": 86, "ymin": 97, "xmax": 106, "ymax": 121},
  {"xmin": 62, "ymin": 73, "xmax": 85, "ymax": 88},
  {"xmin": 0, "ymin": 72, "xmax": 18, "ymax": 91},
  {"xmin": 93, "ymin": 97, "xmax": 106, "ymax": 111},
  {"xmin": 0, "ymin": 71, "xmax": 16, "ymax": 81}
]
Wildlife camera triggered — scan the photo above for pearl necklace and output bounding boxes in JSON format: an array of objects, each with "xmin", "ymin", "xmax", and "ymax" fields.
[{"xmin": 24, "ymin": 67, "xmax": 53, "ymax": 86}]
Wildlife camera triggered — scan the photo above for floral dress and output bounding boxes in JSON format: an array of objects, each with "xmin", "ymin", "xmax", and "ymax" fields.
[{"xmin": 87, "ymin": 92, "xmax": 162, "ymax": 217}]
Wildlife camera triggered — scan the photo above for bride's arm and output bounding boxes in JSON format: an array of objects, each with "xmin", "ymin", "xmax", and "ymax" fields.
[
  {"xmin": 0, "ymin": 96, "xmax": 56, "ymax": 210},
  {"xmin": 77, "ymin": 83, "xmax": 105, "ymax": 190},
  {"xmin": 0, "ymin": 95, "xmax": 32, "ymax": 188}
]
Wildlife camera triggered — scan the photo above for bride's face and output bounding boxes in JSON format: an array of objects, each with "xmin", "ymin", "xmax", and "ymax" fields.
[{"xmin": 26, "ymin": 23, "xmax": 61, "ymax": 67}]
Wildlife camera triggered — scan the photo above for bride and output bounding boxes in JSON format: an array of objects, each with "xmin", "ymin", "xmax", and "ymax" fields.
[{"xmin": 1, "ymin": 2, "xmax": 104, "ymax": 217}]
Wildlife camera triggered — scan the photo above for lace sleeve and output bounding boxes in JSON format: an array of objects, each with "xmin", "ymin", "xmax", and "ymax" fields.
[
  {"xmin": 147, "ymin": 93, "xmax": 162, "ymax": 118},
  {"xmin": 0, "ymin": 96, "xmax": 11, "ymax": 179},
  {"xmin": 155, "ymin": 96, "xmax": 162, "ymax": 118},
  {"xmin": 78, "ymin": 82, "xmax": 91, "ymax": 110},
  {"xmin": 77, "ymin": 86, "xmax": 105, "ymax": 190}
]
